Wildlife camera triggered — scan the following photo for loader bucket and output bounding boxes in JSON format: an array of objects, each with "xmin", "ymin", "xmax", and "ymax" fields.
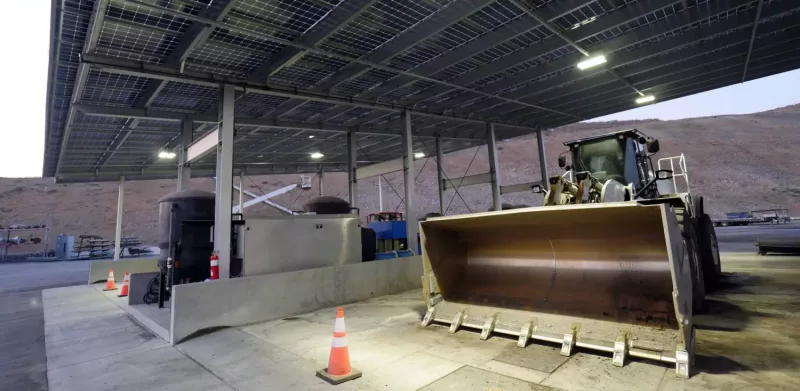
[{"xmin": 420, "ymin": 202, "xmax": 695, "ymax": 378}]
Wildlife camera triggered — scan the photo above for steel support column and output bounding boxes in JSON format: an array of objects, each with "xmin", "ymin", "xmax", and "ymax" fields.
[
  {"xmin": 347, "ymin": 132, "xmax": 357, "ymax": 208},
  {"xmin": 537, "ymin": 129, "xmax": 549, "ymax": 189},
  {"xmin": 113, "ymin": 176, "xmax": 124, "ymax": 261},
  {"xmin": 318, "ymin": 168, "xmax": 324, "ymax": 196},
  {"xmin": 401, "ymin": 111, "xmax": 419, "ymax": 254},
  {"xmin": 486, "ymin": 123, "xmax": 502, "ymax": 211},
  {"xmin": 214, "ymin": 85, "xmax": 235, "ymax": 279},
  {"xmin": 238, "ymin": 171, "xmax": 244, "ymax": 215},
  {"xmin": 177, "ymin": 119, "xmax": 192, "ymax": 190},
  {"xmin": 378, "ymin": 176, "xmax": 383, "ymax": 212},
  {"xmin": 435, "ymin": 136, "xmax": 445, "ymax": 215}
]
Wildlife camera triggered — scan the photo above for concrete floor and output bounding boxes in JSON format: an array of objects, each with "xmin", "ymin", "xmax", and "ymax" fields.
[{"xmin": 39, "ymin": 252, "xmax": 800, "ymax": 391}]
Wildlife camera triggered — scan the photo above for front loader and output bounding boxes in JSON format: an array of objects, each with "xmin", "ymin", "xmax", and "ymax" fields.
[{"xmin": 419, "ymin": 129, "xmax": 720, "ymax": 378}]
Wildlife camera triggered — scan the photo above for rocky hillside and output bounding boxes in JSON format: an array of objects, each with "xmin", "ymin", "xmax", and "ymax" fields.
[{"xmin": 2, "ymin": 105, "xmax": 799, "ymax": 247}]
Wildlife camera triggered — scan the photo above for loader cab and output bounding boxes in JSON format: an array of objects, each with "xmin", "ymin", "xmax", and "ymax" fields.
[{"xmin": 562, "ymin": 129, "xmax": 658, "ymax": 195}]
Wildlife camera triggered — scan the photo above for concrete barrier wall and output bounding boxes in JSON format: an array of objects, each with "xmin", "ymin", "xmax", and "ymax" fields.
[
  {"xmin": 170, "ymin": 256, "xmax": 423, "ymax": 344},
  {"xmin": 88, "ymin": 258, "xmax": 159, "ymax": 284},
  {"xmin": 127, "ymin": 272, "xmax": 160, "ymax": 305}
]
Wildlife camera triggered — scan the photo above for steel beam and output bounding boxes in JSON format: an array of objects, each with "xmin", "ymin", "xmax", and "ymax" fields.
[
  {"xmin": 248, "ymin": 0, "xmax": 376, "ymax": 82},
  {"xmin": 525, "ymin": 28, "xmax": 800, "ymax": 123},
  {"xmin": 508, "ymin": 0, "xmax": 589, "ymax": 56},
  {"xmin": 72, "ymin": 102, "xmax": 510, "ymax": 140},
  {"xmin": 134, "ymin": 0, "xmax": 235, "ymax": 109},
  {"xmin": 93, "ymin": 118, "xmax": 141, "ymax": 171},
  {"xmin": 544, "ymin": 50, "xmax": 800, "ymax": 125},
  {"xmin": 214, "ymin": 84, "xmax": 235, "ymax": 280},
  {"xmin": 107, "ymin": 1, "xmax": 575, "ymax": 121},
  {"xmin": 232, "ymin": 183, "xmax": 294, "ymax": 215},
  {"xmin": 531, "ymin": 36, "xmax": 800, "ymax": 124},
  {"xmin": 742, "ymin": 0, "xmax": 765, "ymax": 82},
  {"xmin": 429, "ymin": 0, "xmax": 752, "ymax": 114},
  {"xmin": 81, "ymin": 53, "xmax": 543, "ymax": 130},
  {"xmin": 442, "ymin": 173, "xmax": 492, "ymax": 191},
  {"xmin": 187, "ymin": 127, "xmax": 220, "ymax": 163},
  {"xmin": 400, "ymin": 0, "xmax": 680, "ymax": 107},
  {"xmin": 401, "ymin": 111, "xmax": 418, "ymax": 254},
  {"xmin": 312, "ymin": 0, "xmax": 493, "ymax": 92},
  {"xmin": 232, "ymin": 184, "xmax": 297, "ymax": 214},
  {"xmin": 435, "ymin": 137, "xmax": 445, "ymax": 215},
  {"xmin": 55, "ymin": 0, "xmax": 108, "ymax": 176},
  {"xmin": 507, "ymin": 16, "xmax": 800, "ymax": 120},
  {"xmin": 537, "ymin": 129, "xmax": 548, "ymax": 190},
  {"xmin": 501, "ymin": 182, "xmax": 540, "ymax": 194},
  {"xmin": 486, "ymin": 123, "xmax": 502, "ymax": 211},
  {"xmin": 359, "ymin": 0, "xmax": 601, "ymax": 100},
  {"xmin": 347, "ymin": 132, "xmax": 357, "ymax": 207},
  {"xmin": 55, "ymin": 162, "xmax": 349, "ymax": 183}
]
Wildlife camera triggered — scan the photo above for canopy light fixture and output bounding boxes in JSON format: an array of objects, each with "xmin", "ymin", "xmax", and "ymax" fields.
[
  {"xmin": 636, "ymin": 95, "xmax": 655, "ymax": 104},
  {"xmin": 577, "ymin": 54, "xmax": 607, "ymax": 70},
  {"xmin": 158, "ymin": 151, "xmax": 176, "ymax": 159},
  {"xmin": 414, "ymin": 152, "xmax": 425, "ymax": 158},
  {"xmin": 310, "ymin": 152, "xmax": 324, "ymax": 159}
]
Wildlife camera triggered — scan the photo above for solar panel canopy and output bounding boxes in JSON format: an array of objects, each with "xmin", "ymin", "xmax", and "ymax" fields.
[{"xmin": 45, "ymin": 0, "xmax": 800, "ymax": 183}]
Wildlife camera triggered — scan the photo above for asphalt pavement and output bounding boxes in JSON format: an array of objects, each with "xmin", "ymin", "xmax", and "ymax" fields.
[
  {"xmin": 0, "ymin": 260, "xmax": 91, "ymax": 391},
  {"xmin": 715, "ymin": 221, "xmax": 800, "ymax": 252}
]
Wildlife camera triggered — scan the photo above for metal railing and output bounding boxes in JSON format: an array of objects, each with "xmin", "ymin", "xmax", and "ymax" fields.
[{"xmin": 658, "ymin": 154, "xmax": 690, "ymax": 193}]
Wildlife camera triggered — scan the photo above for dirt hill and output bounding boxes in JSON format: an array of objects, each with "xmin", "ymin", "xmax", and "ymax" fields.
[{"xmin": 2, "ymin": 105, "xmax": 799, "ymax": 247}]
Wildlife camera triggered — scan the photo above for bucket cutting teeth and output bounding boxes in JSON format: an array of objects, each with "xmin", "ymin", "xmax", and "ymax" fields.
[{"xmin": 419, "ymin": 202, "xmax": 695, "ymax": 378}]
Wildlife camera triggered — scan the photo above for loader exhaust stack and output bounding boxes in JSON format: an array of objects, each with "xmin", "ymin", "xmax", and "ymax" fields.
[{"xmin": 420, "ymin": 202, "xmax": 695, "ymax": 378}]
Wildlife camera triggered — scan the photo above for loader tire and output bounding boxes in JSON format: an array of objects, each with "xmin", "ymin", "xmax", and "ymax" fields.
[
  {"xmin": 697, "ymin": 214, "xmax": 722, "ymax": 292},
  {"xmin": 685, "ymin": 221, "xmax": 707, "ymax": 314},
  {"xmin": 677, "ymin": 210, "xmax": 706, "ymax": 314}
]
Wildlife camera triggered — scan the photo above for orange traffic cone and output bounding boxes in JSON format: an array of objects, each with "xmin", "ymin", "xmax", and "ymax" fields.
[
  {"xmin": 103, "ymin": 269, "xmax": 116, "ymax": 291},
  {"xmin": 316, "ymin": 307, "xmax": 362, "ymax": 384},
  {"xmin": 118, "ymin": 272, "xmax": 130, "ymax": 297}
]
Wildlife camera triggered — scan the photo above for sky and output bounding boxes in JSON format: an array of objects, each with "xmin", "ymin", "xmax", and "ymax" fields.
[{"xmin": 1, "ymin": 2, "xmax": 800, "ymax": 178}]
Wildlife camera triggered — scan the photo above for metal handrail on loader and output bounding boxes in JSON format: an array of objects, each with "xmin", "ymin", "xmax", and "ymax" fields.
[{"xmin": 420, "ymin": 202, "xmax": 694, "ymax": 378}]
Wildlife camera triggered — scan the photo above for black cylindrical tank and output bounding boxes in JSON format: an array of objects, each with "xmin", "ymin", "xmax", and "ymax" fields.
[
  {"xmin": 158, "ymin": 189, "xmax": 215, "ymax": 274},
  {"xmin": 302, "ymin": 196, "xmax": 351, "ymax": 214}
]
